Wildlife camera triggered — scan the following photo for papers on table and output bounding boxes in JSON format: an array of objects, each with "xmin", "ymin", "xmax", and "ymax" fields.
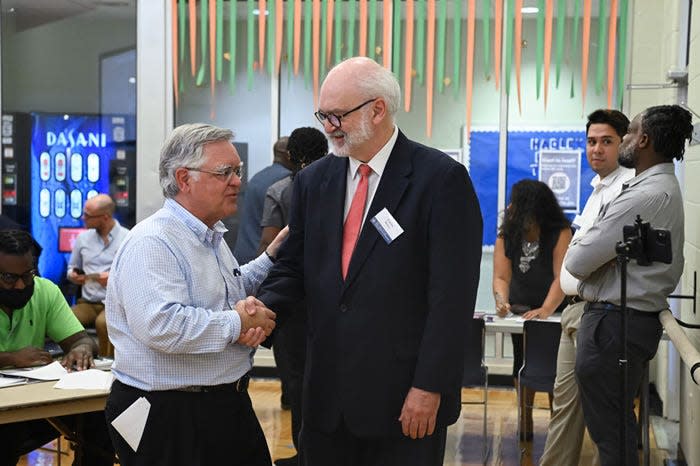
[
  {"xmin": 0, "ymin": 376, "xmax": 27, "ymax": 388},
  {"xmin": 0, "ymin": 359, "xmax": 114, "ymax": 390},
  {"xmin": 0, "ymin": 361, "xmax": 67, "ymax": 380},
  {"xmin": 54, "ymin": 369, "xmax": 113, "ymax": 390}
]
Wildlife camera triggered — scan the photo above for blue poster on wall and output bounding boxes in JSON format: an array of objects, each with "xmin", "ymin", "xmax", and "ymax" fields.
[{"xmin": 467, "ymin": 128, "xmax": 594, "ymax": 246}]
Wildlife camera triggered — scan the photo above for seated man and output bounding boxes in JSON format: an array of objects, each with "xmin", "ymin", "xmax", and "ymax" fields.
[
  {"xmin": 0, "ymin": 229, "xmax": 114, "ymax": 466},
  {"xmin": 67, "ymin": 194, "xmax": 129, "ymax": 356}
]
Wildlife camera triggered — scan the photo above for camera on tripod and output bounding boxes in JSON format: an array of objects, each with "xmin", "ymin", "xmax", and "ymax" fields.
[{"xmin": 615, "ymin": 215, "xmax": 672, "ymax": 266}]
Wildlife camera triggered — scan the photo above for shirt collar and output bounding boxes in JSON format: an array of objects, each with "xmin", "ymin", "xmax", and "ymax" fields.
[
  {"xmin": 348, "ymin": 125, "xmax": 399, "ymax": 179},
  {"xmin": 591, "ymin": 165, "xmax": 631, "ymax": 190},
  {"xmin": 164, "ymin": 198, "xmax": 228, "ymax": 248},
  {"xmin": 623, "ymin": 162, "xmax": 676, "ymax": 190}
]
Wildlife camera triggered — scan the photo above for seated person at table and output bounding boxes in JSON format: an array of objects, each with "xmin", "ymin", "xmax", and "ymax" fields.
[
  {"xmin": 0, "ymin": 229, "xmax": 114, "ymax": 466},
  {"xmin": 492, "ymin": 180, "xmax": 571, "ymax": 439}
]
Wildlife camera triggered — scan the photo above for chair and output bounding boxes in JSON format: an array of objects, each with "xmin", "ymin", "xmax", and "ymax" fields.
[
  {"xmin": 462, "ymin": 318, "xmax": 489, "ymax": 462},
  {"xmin": 517, "ymin": 320, "xmax": 561, "ymax": 442}
]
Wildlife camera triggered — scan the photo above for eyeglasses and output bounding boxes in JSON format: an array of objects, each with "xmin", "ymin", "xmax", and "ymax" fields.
[
  {"xmin": 0, "ymin": 269, "xmax": 36, "ymax": 287},
  {"xmin": 185, "ymin": 165, "xmax": 244, "ymax": 183},
  {"xmin": 314, "ymin": 98, "xmax": 377, "ymax": 129}
]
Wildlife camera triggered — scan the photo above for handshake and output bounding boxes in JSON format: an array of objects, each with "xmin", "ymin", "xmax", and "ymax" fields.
[{"xmin": 235, "ymin": 296, "xmax": 277, "ymax": 347}]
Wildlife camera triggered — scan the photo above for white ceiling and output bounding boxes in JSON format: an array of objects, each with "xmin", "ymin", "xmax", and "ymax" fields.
[{"xmin": 1, "ymin": 0, "xmax": 134, "ymax": 32}]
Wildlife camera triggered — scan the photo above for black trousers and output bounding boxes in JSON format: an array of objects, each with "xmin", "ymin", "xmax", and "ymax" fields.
[
  {"xmin": 105, "ymin": 380, "xmax": 272, "ymax": 466},
  {"xmin": 274, "ymin": 318, "xmax": 307, "ymax": 450},
  {"xmin": 299, "ymin": 419, "xmax": 447, "ymax": 466},
  {"xmin": 0, "ymin": 412, "xmax": 114, "ymax": 466},
  {"xmin": 575, "ymin": 307, "xmax": 662, "ymax": 466}
]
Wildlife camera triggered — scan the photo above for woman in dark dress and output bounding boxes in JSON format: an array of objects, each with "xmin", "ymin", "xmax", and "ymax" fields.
[{"xmin": 492, "ymin": 179, "xmax": 572, "ymax": 439}]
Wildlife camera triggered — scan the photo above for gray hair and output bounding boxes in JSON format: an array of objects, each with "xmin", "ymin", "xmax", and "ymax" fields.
[
  {"xmin": 331, "ymin": 57, "xmax": 401, "ymax": 119},
  {"xmin": 159, "ymin": 123, "xmax": 234, "ymax": 198}
]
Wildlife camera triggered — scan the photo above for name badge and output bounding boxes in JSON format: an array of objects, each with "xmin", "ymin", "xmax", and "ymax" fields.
[{"xmin": 370, "ymin": 208, "xmax": 404, "ymax": 244}]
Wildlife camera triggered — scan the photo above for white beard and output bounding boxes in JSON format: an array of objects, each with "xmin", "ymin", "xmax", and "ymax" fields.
[{"xmin": 326, "ymin": 113, "xmax": 373, "ymax": 157}]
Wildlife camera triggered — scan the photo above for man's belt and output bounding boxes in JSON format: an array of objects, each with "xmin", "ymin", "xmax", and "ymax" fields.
[
  {"xmin": 175, "ymin": 373, "xmax": 250, "ymax": 393},
  {"xmin": 585, "ymin": 301, "xmax": 661, "ymax": 318}
]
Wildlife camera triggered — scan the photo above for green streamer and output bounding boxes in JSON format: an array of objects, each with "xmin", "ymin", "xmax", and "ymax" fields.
[
  {"xmin": 178, "ymin": 0, "xmax": 186, "ymax": 62},
  {"xmin": 335, "ymin": 0, "xmax": 343, "ymax": 63},
  {"xmin": 347, "ymin": 0, "xmax": 356, "ymax": 58},
  {"xmin": 247, "ymin": 0, "xmax": 254, "ymax": 90},
  {"xmin": 535, "ymin": 0, "xmax": 544, "ymax": 99},
  {"xmin": 304, "ymin": 0, "xmax": 312, "ymax": 88},
  {"xmin": 570, "ymin": 0, "xmax": 581, "ymax": 97},
  {"xmin": 216, "ymin": 0, "xmax": 223, "ymax": 81},
  {"xmin": 617, "ymin": 0, "xmax": 629, "ymax": 108},
  {"xmin": 554, "ymin": 0, "xmax": 565, "ymax": 87},
  {"xmin": 268, "ymin": 0, "xmax": 275, "ymax": 75},
  {"xmin": 229, "ymin": 0, "xmax": 237, "ymax": 94},
  {"xmin": 481, "ymin": 0, "xmax": 490, "ymax": 78},
  {"xmin": 320, "ymin": 0, "xmax": 328, "ymax": 78},
  {"xmin": 392, "ymin": 0, "xmax": 402, "ymax": 80},
  {"xmin": 369, "ymin": 0, "xmax": 377, "ymax": 58},
  {"xmin": 286, "ymin": 0, "xmax": 294, "ymax": 80},
  {"xmin": 452, "ymin": 0, "xmax": 462, "ymax": 99},
  {"xmin": 415, "ymin": 0, "xmax": 425, "ymax": 85},
  {"xmin": 196, "ymin": 0, "xmax": 208, "ymax": 86},
  {"xmin": 436, "ymin": 0, "xmax": 447, "ymax": 93},
  {"xmin": 504, "ymin": 0, "xmax": 514, "ymax": 95},
  {"xmin": 595, "ymin": 0, "xmax": 608, "ymax": 95}
]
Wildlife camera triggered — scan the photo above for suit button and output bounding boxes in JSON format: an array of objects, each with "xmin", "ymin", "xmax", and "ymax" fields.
[{"xmin": 339, "ymin": 304, "xmax": 348, "ymax": 313}]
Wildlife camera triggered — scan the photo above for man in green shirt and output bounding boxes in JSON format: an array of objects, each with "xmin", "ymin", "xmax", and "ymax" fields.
[{"xmin": 0, "ymin": 229, "xmax": 114, "ymax": 466}]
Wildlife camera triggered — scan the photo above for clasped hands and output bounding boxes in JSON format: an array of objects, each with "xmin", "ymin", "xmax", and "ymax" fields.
[{"xmin": 235, "ymin": 296, "xmax": 276, "ymax": 347}]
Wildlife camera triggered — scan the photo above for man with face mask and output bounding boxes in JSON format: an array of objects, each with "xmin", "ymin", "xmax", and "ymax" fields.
[
  {"xmin": 566, "ymin": 105, "xmax": 693, "ymax": 466},
  {"xmin": 0, "ymin": 229, "xmax": 114, "ymax": 466}
]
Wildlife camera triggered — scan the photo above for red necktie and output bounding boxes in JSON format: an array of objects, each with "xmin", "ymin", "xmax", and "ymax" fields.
[{"xmin": 341, "ymin": 164, "xmax": 372, "ymax": 279}]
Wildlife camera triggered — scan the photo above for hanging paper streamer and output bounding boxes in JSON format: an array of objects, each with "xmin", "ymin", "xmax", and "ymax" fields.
[
  {"xmin": 504, "ymin": 0, "xmax": 514, "ymax": 95},
  {"xmin": 581, "ymin": 0, "xmax": 592, "ymax": 110},
  {"xmin": 347, "ymin": 0, "xmax": 357, "ymax": 58},
  {"xmin": 304, "ymin": 0, "xmax": 312, "ymax": 87},
  {"xmin": 392, "ymin": 0, "xmax": 402, "ymax": 80},
  {"xmin": 570, "ymin": 0, "xmax": 581, "ymax": 98},
  {"xmin": 595, "ymin": 0, "xmax": 608, "ymax": 95},
  {"xmin": 436, "ymin": 0, "xmax": 447, "ymax": 94},
  {"xmin": 617, "ymin": 0, "xmax": 629, "ymax": 108},
  {"xmin": 607, "ymin": 0, "xmax": 618, "ymax": 108},
  {"xmin": 452, "ymin": 0, "xmax": 461, "ymax": 99},
  {"xmin": 383, "ymin": 0, "xmax": 392, "ymax": 68},
  {"xmin": 514, "ymin": 0, "xmax": 523, "ymax": 113},
  {"xmin": 196, "ymin": 0, "xmax": 208, "ymax": 86},
  {"xmin": 275, "ymin": 0, "xmax": 283, "ymax": 75},
  {"xmin": 554, "ymin": 0, "xmax": 565, "ymax": 87},
  {"xmin": 404, "ymin": 0, "xmax": 414, "ymax": 112},
  {"xmin": 369, "ymin": 0, "xmax": 377, "ymax": 59},
  {"xmin": 267, "ymin": 0, "xmax": 275, "ymax": 75},
  {"xmin": 287, "ymin": 0, "xmax": 294, "ymax": 78},
  {"xmin": 259, "ymin": 0, "xmax": 266, "ymax": 71},
  {"xmin": 415, "ymin": 0, "xmax": 425, "ymax": 85},
  {"xmin": 320, "ymin": 0, "xmax": 328, "ymax": 77},
  {"xmin": 216, "ymin": 0, "xmax": 223, "ymax": 82},
  {"xmin": 426, "ymin": 0, "xmax": 435, "ymax": 137},
  {"xmin": 543, "ymin": 0, "xmax": 553, "ymax": 109},
  {"xmin": 334, "ymin": 0, "xmax": 343, "ymax": 62},
  {"xmin": 293, "ymin": 0, "xmax": 302, "ymax": 75},
  {"xmin": 326, "ymin": 0, "xmax": 334, "ymax": 66},
  {"xmin": 494, "ymin": 0, "xmax": 503, "ymax": 90},
  {"xmin": 359, "ymin": 0, "xmax": 368, "ymax": 56},
  {"xmin": 209, "ymin": 0, "xmax": 217, "ymax": 119},
  {"xmin": 172, "ymin": 0, "xmax": 179, "ymax": 108},
  {"xmin": 179, "ymin": 0, "xmax": 185, "ymax": 63},
  {"xmin": 229, "ymin": 0, "xmax": 237, "ymax": 94},
  {"xmin": 481, "ymin": 0, "xmax": 490, "ymax": 80},
  {"xmin": 247, "ymin": 0, "xmax": 255, "ymax": 89},
  {"xmin": 465, "ymin": 0, "xmax": 475, "ymax": 142},
  {"xmin": 189, "ymin": 0, "xmax": 197, "ymax": 76},
  {"xmin": 535, "ymin": 0, "xmax": 544, "ymax": 99},
  {"xmin": 312, "ymin": 0, "xmax": 321, "ymax": 108}
]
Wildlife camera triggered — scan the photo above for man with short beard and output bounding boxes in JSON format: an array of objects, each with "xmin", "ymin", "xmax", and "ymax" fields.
[
  {"xmin": 566, "ymin": 105, "xmax": 693, "ymax": 466},
  {"xmin": 258, "ymin": 57, "xmax": 482, "ymax": 465}
]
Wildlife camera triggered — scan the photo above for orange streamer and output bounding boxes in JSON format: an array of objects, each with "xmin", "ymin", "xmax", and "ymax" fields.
[
  {"xmin": 189, "ymin": 0, "xmax": 196, "ymax": 76},
  {"xmin": 465, "ymin": 0, "xmax": 476, "ymax": 143},
  {"xmin": 426, "ymin": 0, "xmax": 435, "ymax": 137},
  {"xmin": 494, "ymin": 0, "xmax": 502, "ymax": 89},
  {"xmin": 581, "ymin": 0, "xmax": 592, "ymax": 111},
  {"xmin": 276, "ymin": 0, "xmax": 283, "ymax": 74},
  {"xmin": 259, "ymin": 0, "xmax": 267, "ymax": 70},
  {"xmin": 607, "ymin": 0, "xmax": 618, "ymax": 108},
  {"xmin": 294, "ymin": 0, "xmax": 301, "ymax": 75},
  {"xmin": 359, "ymin": 0, "xmax": 368, "ymax": 56},
  {"xmin": 404, "ymin": 0, "xmax": 414, "ymax": 112},
  {"xmin": 383, "ymin": 0, "xmax": 392, "ymax": 68},
  {"xmin": 172, "ymin": 0, "xmax": 179, "ymax": 108},
  {"xmin": 327, "ymin": 0, "xmax": 334, "ymax": 66},
  {"xmin": 312, "ymin": 0, "xmax": 321, "ymax": 108},
  {"xmin": 209, "ymin": 0, "xmax": 217, "ymax": 119},
  {"xmin": 543, "ymin": 0, "xmax": 553, "ymax": 109},
  {"xmin": 514, "ymin": 0, "xmax": 522, "ymax": 113}
]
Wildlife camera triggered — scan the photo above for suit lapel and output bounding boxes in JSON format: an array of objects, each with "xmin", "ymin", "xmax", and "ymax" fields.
[
  {"xmin": 342, "ymin": 132, "xmax": 413, "ymax": 289},
  {"xmin": 319, "ymin": 156, "xmax": 348, "ymax": 281}
]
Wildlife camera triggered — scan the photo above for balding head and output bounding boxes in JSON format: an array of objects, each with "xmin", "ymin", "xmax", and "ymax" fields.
[{"xmin": 84, "ymin": 194, "xmax": 115, "ymax": 217}]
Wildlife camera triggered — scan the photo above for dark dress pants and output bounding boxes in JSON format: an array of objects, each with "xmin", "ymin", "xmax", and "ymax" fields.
[
  {"xmin": 275, "ymin": 317, "xmax": 307, "ymax": 450},
  {"xmin": 575, "ymin": 308, "xmax": 662, "ymax": 466}
]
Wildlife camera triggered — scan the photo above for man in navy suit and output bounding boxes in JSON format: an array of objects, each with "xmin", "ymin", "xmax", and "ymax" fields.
[{"xmin": 258, "ymin": 57, "xmax": 482, "ymax": 466}]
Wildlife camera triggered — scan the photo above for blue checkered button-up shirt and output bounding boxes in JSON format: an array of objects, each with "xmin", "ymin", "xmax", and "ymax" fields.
[{"xmin": 106, "ymin": 199, "xmax": 273, "ymax": 391}]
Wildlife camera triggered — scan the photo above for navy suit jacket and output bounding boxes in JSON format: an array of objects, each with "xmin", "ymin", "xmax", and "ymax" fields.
[{"xmin": 258, "ymin": 130, "xmax": 482, "ymax": 437}]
